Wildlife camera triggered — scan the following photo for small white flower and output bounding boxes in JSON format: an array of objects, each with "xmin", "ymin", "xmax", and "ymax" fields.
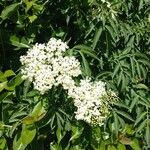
[
  {"xmin": 20, "ymin": 37, "xmax": 117, "ymax": 126},
  {"xmin": 20, "ymin": 38, "xmax": 81, "ymax": 94},
  {"xmin": 68, "ymin": 78, "xmax": 117, "ymax": 126}
]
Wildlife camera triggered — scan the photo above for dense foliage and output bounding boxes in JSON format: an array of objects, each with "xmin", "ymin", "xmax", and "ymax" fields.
[{"xmin": 0, "ymin": 0, "xmax": 150, "ymax": 149}]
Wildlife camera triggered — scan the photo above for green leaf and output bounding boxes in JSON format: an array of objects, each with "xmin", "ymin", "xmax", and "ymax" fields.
[
  {"xmin": 56, "ymin": 112, "xmax": 64, "ymax": 125},
  {"xmin": 127, "ymin": 36, "xmax": 135, "ymax": 47},
  {"xmin": 96, "ymin": 71, "xmax": 111, "ymax": 80},
  {"xmin": 0, "ymin": 73, "xmax": 6, "ymax": 82},
  {"xmin": 99, "ymin": 141, "xmax": 105, "ymax": 150},
  {"xmin": 73, "ymin": 45, "xmax": 93, "ymax": 51},
  {"xmin": 56, "ymin": 32, "xmax": 65, "ymax": 38},
  {"xmin": 81, "ymin": 48, "xmax": 100, "ymax": 61},
  {"xmin": 115, "ymin": 110, "xmax": 134, "ymax": 122},
  {"xmin": 114, "ymin": 102, "xmax": 129, "ymax": 110},
  {"xmin": 31, "ymin": 101, "xmax": 45, "ymax": 118},
  {"xmin": 105, "ymin": 25, "xmax": 116, "ymax": 41},
  {"xmin": 56, "ymin": 128, "xmax": 62, "ymax": 144},
  {"xmin": 3, "ymin": 70, "xmax": 16, "ymax": 78},
  {"xmin": 109, "ymin": 19, "xmax": 119, "ymax": 36},
  {"xmin": 23, "ymin": 101, "xmax": 46, "ymax": 124},
  {"xmin": 73, "ymin": 45, "xmax": 100, "ymax": 61},
  {"xmin": 64, "ymin": 143, "xmax": 70, "ymax": 150},
  {"xmin": 79, "ymin": 51, "xmax": 91, "ymax": 76},
  {"xmin": 21, "ymin": 124, "xmax": 36, "ymax": 145},
  {"xmin": 138, "ymin": 59, "xmax": 150, "ymax": 67},
  {"xmin": 136, "ymin": 119, "xmax": 147, "ymax": 133},
  {"xmin": 10, "ymin": 35, "xmax": 30, "ymax": 48},
  {"xmin": 0, "ymin": 71, "xmax": 3, "ymax": 76},
  {"xmin": 117, "ymin": 71, "xmax": 122, "ymax": 87},
  {"xmin": 112, "ymin": 65, "xmax": 120, "ymax": 78},
  {"xmin": 133, "ymin": 53, "xmax": 149, "ymax": 60},
  {"xmin": 120, "ymin": 73, "xmax": 126, "ymax": 91},
  {"xmin": 139, "ymin": 0, "xmax": 144, "ymax": 10},
  {"xmin": 146, "ymin": 123, "xmax": 150, "ymax": 147},
  {"xmin": 33, "ymin": 3, "xmax": 43, "ymax": 11},
  {"xmin": 56, "ymin": 128, "xmax": 65, "ymax": 144},
  {"xmin": 130, "ymin": 139, "xmax": 141, "ymax": 150},
  {"xmin": 140, "ymin": 65, "xmax": 147, "ymax": 79},
  {"xmin": 92, "ymin": 27, "xmax": 103, "ymax": 50},
  {"xmin": 5, "ymin": 73, "xmax": 23, "ymax": 91},
  {"xmin": 130, "ymin": 57, "xmax": 135, "ymax": 77},
  {"xmin": 88, "ymin": 0, "xmax": 95, "ymax": 4},
  {"xmin": 28, "ymin": 15, "xmax": 37, "ymax": 23},
  {"xmin": 5, "ymin": 84, "xmax": 15, "ymax": 91},
  {"xmin": 0, "ymin": 82, "xmax": 7, "ymax": 92},
  {"xmin": 138, "ymin": 97, "xmax": 150, "ymax": 108},
  {"xmin": 135, "ymin": 60, "xmax": 141, "ymax": 79},
  {"xmin": 23, "ymin": 0, "xmax": 33, "ymax": 12},
  {"xmin": 71, "ymin": 145, "xmax": 82, "ymax": 150},
  {"xmin": 124, "ymin": 124, "xmax": 134, "ymax": 135},
  {"xmin": 70, "ymin": 126, "xmax": 83, "ymax": 142},
  {"xmin": 118, "ymin": 116, "xmax": 125, "ymax": 129},
  {"xmin": 0, "ymin": 137, "xmax": 8, "ymax": 150},
  {"xmin": 14, "ymin": 73, "xmax": 24, "ymax": 86},
  {"xmin": 50, "ymin": 144, "xmax": 60, "ymax": 150},
  {"xmin": 1, "ymin": 3, "xmax": 20, "ymax": 20},
  {"xmin": 22, "ymin": 116, "xmax": 35, "ymax": 125},
  {"xmin": 107, "ymin": 145, "xmax": 116, "ymax": 150},
  {"xmin": 134, "ymin": 112, "xmax": 147, "ymax": 126},
  {"xmin": 134, "ymin": 84, "xmax": 149, "ymax": 90},
  {"xmin": 23, "ymin": 79, "xmax": 31, "ymax": 98},
  {"xmin": 119, "ymin": 136, "xmax": 132, "ymax": 145},
  {"xmin": 9, "ymin": 112, "xmax": 27, "ymax": 122},
  {"xmin": 0, "ymin": 92, "xmax": 12, "ymax": 102},
  {"xmin": 26, "ymin": 90, "xmax": 39, "ymax": 97},
  {"xmin": 9, "ymin": 122, "xmax": 20, "ymax": 138},
  {"xmin": 130, "ymin": 96, "xmax": 138, "ymax": 112},
  {"xmin": 85, "ymin": 23, "xmax": 95, "ymax": 38},
  {"xmin": 13, "ymin": 124, "xmax": 36, "ymax": 150},
  {"xmin": 13, "ymin": 134, "xmax": 26, "ymax": 150},
  {"xmin": 113, "ymin": 111, "xmax": 119, "ymax": 137},
  {"xmin": 117, "ymin": 143, "xmax": 126, "ymax": 150}
]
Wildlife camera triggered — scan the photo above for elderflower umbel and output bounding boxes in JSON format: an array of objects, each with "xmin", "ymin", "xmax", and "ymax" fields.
[
  {"xmin": 20, "ymin": 38, "xmax": 81, "ymax": 94},
  {"xmin": 68, "ymin": 78, "xmax": 117, "ymax": 126},
  {"xmin": 20, "ymin": 37, "xmax": 118, "ymax": 126}
]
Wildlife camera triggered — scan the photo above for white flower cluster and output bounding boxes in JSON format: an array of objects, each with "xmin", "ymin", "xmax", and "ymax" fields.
[
  {"xmin": 20, "ymin": 38, "xmax": 81, "ymax": 94},
  {"xmin": 68, "ymin": 78, "xmax": 117, "ymax": 126},
  {"xmin": 20, "ymin": 38, "xmax": 117, "ymax": 126}
]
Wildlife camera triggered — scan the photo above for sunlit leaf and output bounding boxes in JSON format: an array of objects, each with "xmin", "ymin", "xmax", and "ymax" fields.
[
  {"xmin": 0, "ymin": 137, "xmax": 8, "ymax": 150},
  {"xmin": 1, "ymin": 3, "xmax": 20, "ymax": 20},
  {"xmin": 130, "ymin": 139, "xmax": 141, "ymax": 150},
  {"xmin": 107, "ymin": 145, "xmax": 117, "ymax": 150},
  {"xmin": 117, "ymin": 143, "xmax": 126, "ymax": 150},
  {"xmin": 10, "ymin": 35, "xmax": 30, "ymax": 48},
  {"xmin": 3, "ymin": 70, "xmax": 16, "ymax": 78},
  {"xmin": 21, "ymin": 124, "xmax": 36, "ymax": 145},
  {"xmin": 0, "ymin": 82, "xmax": 7, "ymax": 92}
]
